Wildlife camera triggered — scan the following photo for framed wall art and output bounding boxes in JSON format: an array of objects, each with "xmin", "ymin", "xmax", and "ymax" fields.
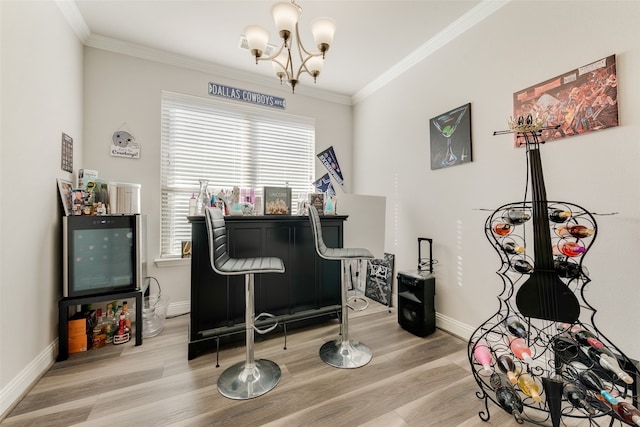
[
  {"xmin": 430, "ymin": 103, "xmax": 472, "ymax": 170},
  {"xmin": 513, "ymin": 54, "xmax": 618, "ymax": 146},
  {"xmin": 57, "ymin": 178, "xmax": 73, "ymax": 216}
]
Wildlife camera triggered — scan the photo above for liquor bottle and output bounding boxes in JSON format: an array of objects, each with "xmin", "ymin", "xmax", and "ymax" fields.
[
  {"xmin": 560, "ymin": 241, "xmax": 586, "ymax": 257},
  {"xmin": 512, "ymin": 259, "xmax": 533, "ymax": 274},
  {"xmin": 507, "ymin": 337, "xmax": 533, "ymax": 363},
  {"xmin": 563, "ymin": 382, "xmax": 596, "ymax": 415},
  {"xmin": 504, "ymin": 316, "xmax": 528, "ymax": 338},
  {"xmin": 549, "ymin": 209, "xmax": 571, "ymax": 223},
  {"xmin": 122, "ymin": 301, "xmax": 132, "ymax": 329},
  {"xmin": 103, "ymin": 305, "xmax": 116, "ymax": 344},
  {"xmin": 502, "ymin": 242, "xmax": 525, "ymax": 254},
  {"xmin": 473, "ymin": 340, "xmax": 493, "ymax": 375},
  {"xmin": 610, "ymin": 401, "xmax": 640, "ymax": 426},
  {"xmin": 490, "ymin": 372, "xmax": 523, "ymax": 423},
  {"xmin": 585, "ymin": 347, "xmax": 634, "ymax": 385},
  {"xmin": 91, "ymin": 308, "xmax": 106, "ymax": 349},
  {"xmin": 569, "ymin": 325, "xmax": 604, "ymax": 349},
  {"xmin": 496, "ymin": 354, "xmax": 518, "ymax": 384},
  {"xmin": 493, "ymin": 223, "xmax": 512, "ymax": 236},
  {"xmin": 517, "ymin": 372, "xmax": 542, "ymax": 403},
  {"xmin": 506, "ymin": 209, "xmax": 531, "ymax": 225},
  {"xmin": 188, "ymin": 193, "xmax": 197, "ymax": 216}
]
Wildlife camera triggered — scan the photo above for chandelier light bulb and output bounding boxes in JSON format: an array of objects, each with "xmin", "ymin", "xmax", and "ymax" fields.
[
  {"xmin": 306, "ymin": 56, "xmax": 323, "ymax": 81},
  {"xmin": 244, "ymin": 25, "xmax": 270, "ymax": 60},
  {"xmin": 271, "ymin": 2, "xmax": 300, "ymax": 44}
]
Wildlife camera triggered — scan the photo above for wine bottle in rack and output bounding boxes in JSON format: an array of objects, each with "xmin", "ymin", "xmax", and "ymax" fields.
[
  {"xmin": 504, "ymin": 316, "xmax": 528, "ymax": 338},
  {"xmin": 560, "ymin": 241, "xmax": 586, "ymax": 257},
  {"xmin": 512, "ymin": 259, "xmax": 533, "ymax": 274},
  {"xmin": 556, "ymin": 224, "xmax": 594, "ymax": 239},
  {"xmin": 490, "ymin": 372, "xmax": 524, "ymax": 423},
  {"xmin": 549, "ymin": 209, "xmax": 571, "ymax": 223},
  {"xmin": 517, "ymin": 372, "xmax": 542, "ymax": 403},
  {"xmin": 554, "ymin": 259, "xmax": 583, "ymax": 279},
  {"xmin": 502, "ymin": 242, "xmax": 525, "ymax": 254},
  {"xmin": 493, "ymin": 223, "xmax": 513, "ymax": 236},
  {"xmin": 585, "ymin": 347, "xmax": 634, "ymax": 385},
  {"xmin": 577, "ymin": 369, "xmax": 619, "ymax": 405},
  {"xmin": 496, "ymin": 354, "xmax": 518, "ymax": 384},
  {"xmin": 506, "ymin": 209, "xmax": 531, "ymax": 225},
  {"xmin": 507, "ymin": 337, "xmax": 533, "ymax": 362},
  {"xmin": 563, "ymin": 382, "xmax": 596, "ymax": 415},
  {"xmin": 473, "ymin": 340, "xmax": 493, "ymax": 375},
  {"xmin": 569, "ymin": 325, "xmax": 605, "ymax": 349},
  {"xmin": 609, "ymin": 401, "xmax": 640, "ymax": 426}
]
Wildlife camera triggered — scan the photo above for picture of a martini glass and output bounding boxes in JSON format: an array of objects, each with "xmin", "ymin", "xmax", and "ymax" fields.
[{"xmin": 432, "ymin": 104, "xmax": 469, "ymax": 166}]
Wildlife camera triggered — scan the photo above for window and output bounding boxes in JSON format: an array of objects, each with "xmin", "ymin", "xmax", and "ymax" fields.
[{"xmin": 160, "ymin": 91, "xmax": 315, "ymax": 258}]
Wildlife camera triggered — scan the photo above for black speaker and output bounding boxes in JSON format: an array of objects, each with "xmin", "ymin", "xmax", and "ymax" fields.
[{"xmin": 397, "ymin": 271, "xmax": 436, "ymax": 337}]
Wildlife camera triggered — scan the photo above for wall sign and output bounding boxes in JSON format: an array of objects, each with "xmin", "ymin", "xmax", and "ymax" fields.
[{"xmin": 208, "ymin": 82, "xmax": 286, "ymax": 110}]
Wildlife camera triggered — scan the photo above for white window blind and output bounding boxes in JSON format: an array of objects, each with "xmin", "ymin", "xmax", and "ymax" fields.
[{"xmin": 160, "ymin": 91, "xmax": 315, "ymax": 257}]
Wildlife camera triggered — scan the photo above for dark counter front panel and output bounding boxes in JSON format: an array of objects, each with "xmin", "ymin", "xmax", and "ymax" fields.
[{"xmin": 188, "ymin": 215, "xmax": 346, "ymax": 359}]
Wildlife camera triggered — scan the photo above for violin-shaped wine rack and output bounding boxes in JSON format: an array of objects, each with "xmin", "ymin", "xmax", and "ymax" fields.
[{"xmin": 469, "ymin": 121, "xmax": 640, "ymax": 427}]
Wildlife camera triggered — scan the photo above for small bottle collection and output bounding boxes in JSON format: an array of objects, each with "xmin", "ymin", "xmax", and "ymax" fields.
[
  {"xmin": 189, "ymin": 181, "xmax": 258, "ymax": 216},
  {"xmin": 72, "ymin": 169, "xmax": 109, "ymax": 216},
  {"xmin": 469, "ymin": 123, "xmax": 640, "ymax": 426},
  {"xmin": 69, "ymin": 301, "xmax": 134, "ymax": 354}
]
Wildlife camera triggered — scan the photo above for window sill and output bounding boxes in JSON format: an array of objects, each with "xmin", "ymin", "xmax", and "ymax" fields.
[{"xmin": 154, "ymin": 257, "xmax": 191, "ymax": 268}]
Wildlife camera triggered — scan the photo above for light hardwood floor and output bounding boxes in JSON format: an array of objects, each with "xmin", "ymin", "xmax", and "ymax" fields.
[{"xmin": 0, "ymin": 302, "xmax": 559, "ymax": 427}]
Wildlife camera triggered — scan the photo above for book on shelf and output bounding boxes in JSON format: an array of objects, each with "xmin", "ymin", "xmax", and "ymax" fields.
[{"xmin": 263, "ymin": 187, "xmax": 292, "ymax": 215}]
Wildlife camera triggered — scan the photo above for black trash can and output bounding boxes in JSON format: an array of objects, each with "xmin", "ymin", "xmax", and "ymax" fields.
[{"xmin": 397, "ymin": 271, "xmax": 436, "ymax": 337}]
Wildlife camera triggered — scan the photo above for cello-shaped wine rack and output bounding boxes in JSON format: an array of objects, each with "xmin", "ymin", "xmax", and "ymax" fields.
[{"xmin": 469, "ymin": 121, "xmax": 640, "ymax": 427}]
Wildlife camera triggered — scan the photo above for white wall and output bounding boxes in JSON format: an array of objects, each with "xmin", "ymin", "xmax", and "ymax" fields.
[
  {"xmin": 82, "ymin": 48, "xmax": 353, "ymax": 309},
  {"xmin": 352, "ymin": 1, "xmax": 640, "ymax": 359},
  {"xmin": 0, "ymin": 0, "xmax": 84, "ymax": 416}
]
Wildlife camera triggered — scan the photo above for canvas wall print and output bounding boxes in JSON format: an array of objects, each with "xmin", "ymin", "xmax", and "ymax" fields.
[
  {"xmin": 430, "ymin": 103, "xmax": 472, "ymax": 170},
  {"xmin": 513, "ymin": 55, "xmax": 618, "ymax": 146},
  {"xmin": 365, "ymin": 253, "xmax": 395, "ymax": 307},
  {"xmin": 263, "ymin": 187, "xmax": 291, "ymax": 215}
]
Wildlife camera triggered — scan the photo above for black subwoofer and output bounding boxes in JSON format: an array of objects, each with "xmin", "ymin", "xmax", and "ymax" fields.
[{"xmin": 397, "ymin": 271, "xmax": 436, "ymax": 337}]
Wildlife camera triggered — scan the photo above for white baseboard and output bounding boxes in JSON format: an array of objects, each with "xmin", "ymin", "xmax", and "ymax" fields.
[
  {"xmin": 436, "ymin": 312, "xmax": 475, "ymax": 342},
  {"xmin": 0, "ymin": 340, "xmax": 57, "ymax": 420},
  {"xmin": 166, "ymin": 300, "xmax": 190, "ymax": 318}
]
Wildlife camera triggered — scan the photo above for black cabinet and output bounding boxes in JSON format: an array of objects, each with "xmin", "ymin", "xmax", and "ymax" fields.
[{"xmin": 188, "ymin": 215, "xmax": 346, "ymax": 359}]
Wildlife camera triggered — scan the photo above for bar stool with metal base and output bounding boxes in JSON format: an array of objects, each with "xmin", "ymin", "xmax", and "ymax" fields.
[
  {"xmin": 204, "ymin": 206, "xmax": 285, "ymax": 399},
  {"xmin": 308, "ymin": 206, "xmax": 375, "ymax": 368}
]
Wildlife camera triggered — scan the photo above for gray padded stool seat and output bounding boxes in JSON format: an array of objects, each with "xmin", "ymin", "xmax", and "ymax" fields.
[
  {"xmin": 308, "ymin": 206, "xmax": 374, "ymax": 368},
  {"xmin": 204, "ymin": 206, "xmax": 285, "ymax": 399}
]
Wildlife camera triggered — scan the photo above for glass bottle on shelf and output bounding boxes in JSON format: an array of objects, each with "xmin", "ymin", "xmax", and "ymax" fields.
[{"xmin": 196, "ymin": 179, "xmax": 209, "ymax": 215}]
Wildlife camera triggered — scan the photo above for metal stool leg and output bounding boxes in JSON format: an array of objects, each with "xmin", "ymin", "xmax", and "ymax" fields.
[
  {"xmin": 217, "ymin": 273, "xmax": 281, "ymax": 399},
  {"xmin": 319, "ymin": 260, "xmax": 372, "ymax": 368}
]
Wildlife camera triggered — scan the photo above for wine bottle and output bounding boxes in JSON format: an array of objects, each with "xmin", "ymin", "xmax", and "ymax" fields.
[
  {"xmin": 549, "ymin": 209, "xmax": 571, "ymax": 223},
  {"xmin": 493, "ymin": 223, "xmax": 513, "ymax": 236},
  {"xmin": 496, "ymin": 354, "xmax": 518, "ymax": 384},
  {"xmin": 556, "ymin": 224, "xmax": 594, "ymax": 238},
  {"xmin": 506, "ymin": 209, "xmax": 531, "ymax": 225},
  {"xmin": 560, "ymin": 241, "xmax": 586, "ymax": 257},
  {"xmin": 502, "ymin": 242, "xmax": 525, "ymax": 254},
  {"xmin": 512, "ymin": 259, "xmax": 533, "ymax": 274},
  {"xmin": 563, "ymin": 382, "xmax": 596, "ymax": 415},
  {"xmin": 569, "ymin": 325, "xmax": 605, "ymax": 350},
  {"xmin": 507, "ymin": 337, "xmax": 533, "ymax": 363},
  {"xmin": 611, "ymin": 401, "xmax": 640, "ymax": 426},
  {"xmin": 490, "ymin": 372, "xmax": 524, "ymax": 423},
  {"xmin": 578, "ymin": 369, "xmax": 619, "ymax": 405},
  {"xmin": 518, "ymin": 372, "xmax": 542, "ymax": 403},
  {"xmin": 554, "ymin": 259, "xmax": 583, "ymax": 279},
  {"xmin": 504, "ymin": 316, "xmax": 528, "ymax": 338},
  {"xmin": 585, "ymin": 347, "xmax": 634, "ymax": 385},
  {"xmin": 473, "ymin": 340, "xmax": 493, "ymax": 375}
]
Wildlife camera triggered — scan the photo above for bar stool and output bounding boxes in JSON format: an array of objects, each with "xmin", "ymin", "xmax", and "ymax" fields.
[
  {"xmin": 204, "ymin": 206, "xmax": 285, "ymax": 399},
  {"xmin": 308, "ymin": 206, "xmax": 375, "ymax": 368}
]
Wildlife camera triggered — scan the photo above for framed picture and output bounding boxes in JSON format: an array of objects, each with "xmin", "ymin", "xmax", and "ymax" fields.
[
  {"xmin": 57, "ymin": 178, "xmax": 73, "ymax": 216},
  {"xmin": 430, "ymin": 103, "xmax": 472, "ymax": 170},
  {"xmin": 513, "ymin": 55, "xmax": 618, "ymax": 146},
  {"xmin": 263, "ymin": 187, "xmax": 292, "ymax": 215},
  {"xmin": 309, "ymin": 193, "xmax": 325, "ymax": 215}
]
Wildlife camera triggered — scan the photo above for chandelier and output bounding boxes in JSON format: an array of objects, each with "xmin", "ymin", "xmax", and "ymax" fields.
[{"xmin": 244, "ymin": 1, "xmax": 336, "ymax": 93}]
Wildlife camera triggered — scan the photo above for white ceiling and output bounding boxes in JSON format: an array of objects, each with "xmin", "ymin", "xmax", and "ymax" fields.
[{"xmin": 68, "ymin": 0, "xmax": 497, "ymax": 99}]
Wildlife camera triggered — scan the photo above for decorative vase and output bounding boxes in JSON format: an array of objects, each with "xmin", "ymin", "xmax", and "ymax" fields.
[{"xmin": 196, "ymin": 179, "xmax": 209, "ymax": 215}]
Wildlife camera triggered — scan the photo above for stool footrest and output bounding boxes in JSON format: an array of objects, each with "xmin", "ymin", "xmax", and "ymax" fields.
[
  {"xmin": 346, "ymin": 295, "xmax": 369, "ymax": 312},
  {"xmin": 254, "ymin": 312, "xmax": 278, "ymax": 335}
]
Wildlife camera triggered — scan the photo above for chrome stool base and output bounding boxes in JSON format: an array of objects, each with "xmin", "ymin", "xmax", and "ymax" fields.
[
  {"xmin": 217, "ymin": 359, "xmax": 281, "ymax": 400},
  {"xmin": 319, "ymin": 339, "xmax": 372, "ymax": 369}
]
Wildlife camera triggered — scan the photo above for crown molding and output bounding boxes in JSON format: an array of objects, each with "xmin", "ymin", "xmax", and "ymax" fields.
[
  {"xmin": 55, "ymin": 0, "xmax": 90, "ymax": 43},
  {"xmin": 352, "ymin": 0, "xmax": 511, "ymax": 105}
]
